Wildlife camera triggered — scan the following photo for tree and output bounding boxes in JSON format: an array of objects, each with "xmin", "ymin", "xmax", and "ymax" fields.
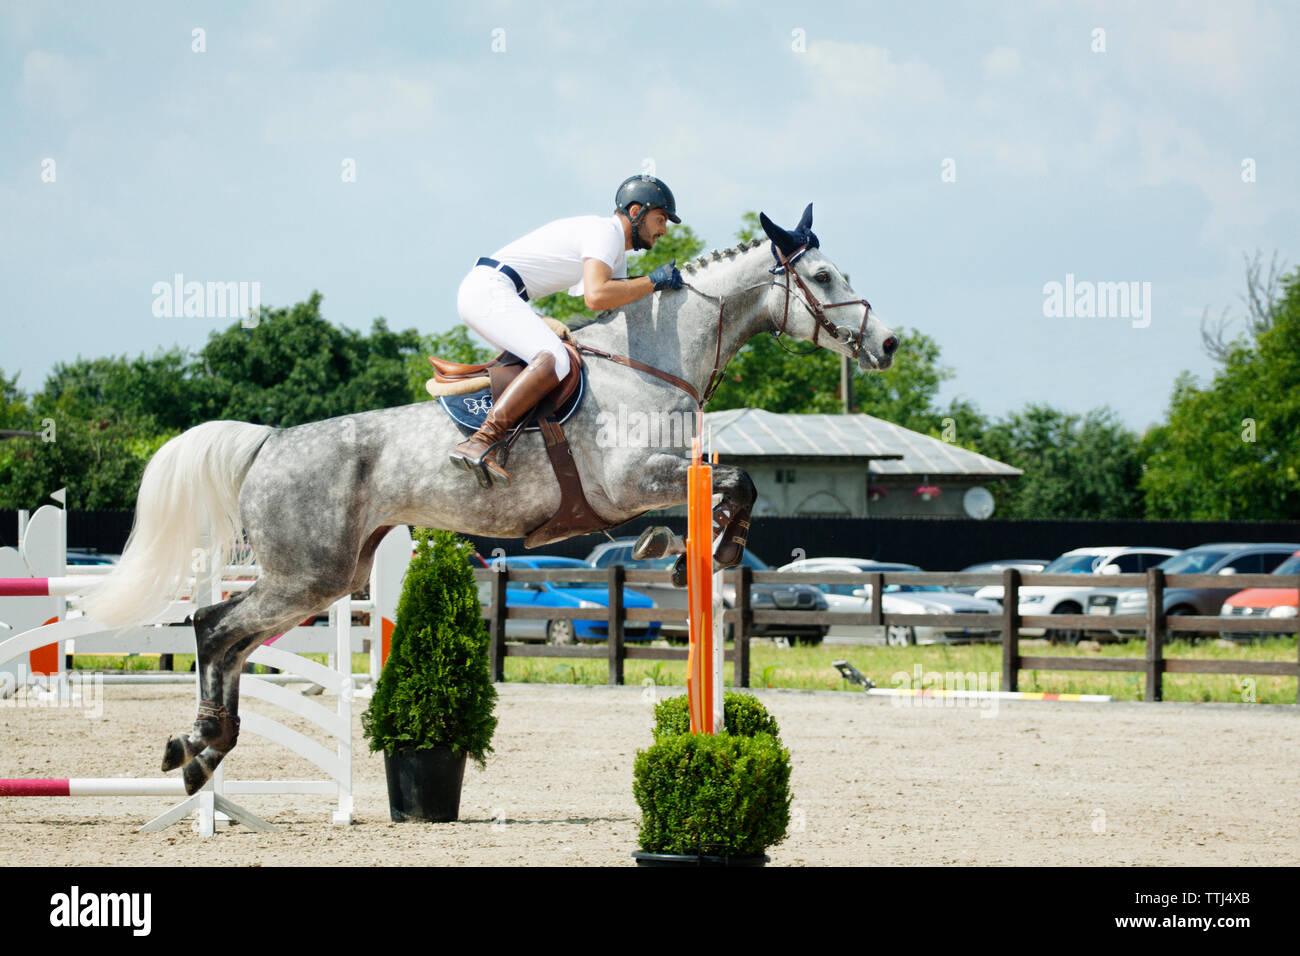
[
  {"xmin": 1201, "ymin": 251, "xmax": 1289, "ymax": 363},
  {"xmin": 196, "ymin": 292, "xmax": 425, "ymax": 427},
  {"xmin": 976, "ymin": 405, "xmax": 1144, "ymax": 519},
  {"xmin": 32, "ymin": 349, "xmax": 208, "ymax": 433},
  {"xmin": 1142, "ymin": 268, "xmax": 1300, "ymax": 519},
  {"xmin": 0, "ymin": 412, "xmax": 170, "ymax": 510},
  {"xmin": 0, "ymin": 369, "xmax": 27, "ymax": 430}
]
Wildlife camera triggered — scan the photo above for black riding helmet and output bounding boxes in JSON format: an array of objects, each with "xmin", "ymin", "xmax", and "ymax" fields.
[{"xmin": 615, "ymin": 174, "xmax": 681, "ymax": 226}]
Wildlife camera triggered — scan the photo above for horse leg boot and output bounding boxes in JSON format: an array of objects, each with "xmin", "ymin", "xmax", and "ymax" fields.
[
  {"xmin": 179, "ymin": 641, "xmax": 256, "ymax": 795},
  {"xmin": 712, "ymin": 504, "xmax": 752, "ymax": 568},
  {"xmin": 449, "ymin": 351, "xmax": 557, "ymax": 487}
]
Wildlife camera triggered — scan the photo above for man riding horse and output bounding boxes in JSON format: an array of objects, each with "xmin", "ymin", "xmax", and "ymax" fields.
[{"xmin": 449, "ymin": 174, "xmax": 686, "ymax": 487}]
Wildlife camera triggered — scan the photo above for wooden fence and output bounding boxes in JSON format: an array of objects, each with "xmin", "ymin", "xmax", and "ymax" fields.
[{"xmin": 475, "ymin": 566, "xmax": 1300, "ymax": 702}]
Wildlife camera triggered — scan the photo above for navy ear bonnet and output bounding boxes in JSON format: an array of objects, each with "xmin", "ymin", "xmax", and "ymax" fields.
[{"xmin": 759, "ymin": 203, "xmax": 819, "ymax": 272}]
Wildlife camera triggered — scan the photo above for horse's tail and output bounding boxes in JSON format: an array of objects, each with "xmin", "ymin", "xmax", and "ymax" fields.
[{"xmin": 80, "ymin": 421, "xmax": 274, "ymax": 628}]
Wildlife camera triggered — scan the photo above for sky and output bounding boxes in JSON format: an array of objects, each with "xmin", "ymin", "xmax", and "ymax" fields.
[{"xmin": 2, "ymin": 0, "xmax": 1297, "ymax": 433}]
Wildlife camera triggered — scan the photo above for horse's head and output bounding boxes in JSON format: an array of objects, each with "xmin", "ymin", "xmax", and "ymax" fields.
[{"xmin": 759, "ymin": 204, "xmax": 898, "ymax": 371}]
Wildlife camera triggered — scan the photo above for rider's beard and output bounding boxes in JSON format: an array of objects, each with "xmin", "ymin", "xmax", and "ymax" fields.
[{"xmin": 631, "ymin": 219, "xmax": 653, "ymax": 251}]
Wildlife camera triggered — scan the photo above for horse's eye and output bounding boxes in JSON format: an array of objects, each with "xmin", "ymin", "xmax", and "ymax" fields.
[{"xmin": 815, "ymin": 271, "xmax": 831, "ymax": 284}]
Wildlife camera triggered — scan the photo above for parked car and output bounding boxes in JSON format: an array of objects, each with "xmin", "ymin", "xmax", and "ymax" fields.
[
  {"xmin": 65, "ymin": 548, "xmax": 119, "ymax": 566},
  {"xmin": 975, "ymin": 546, "xmax": 1180, "ymax": 641},
  {"xmin": 949, "ymin": 559, "xmax": 1050, "ymax": 596},
  {"xmin": 776, "ymin": 557, "xmax": 1003, "ymax": 645},
  {"xmin": 1219, "ymin": 551, "xmax": 1300, "ymax": 640},
  {"xmin": 585, "ymin": 539, "xmax": 829, "ymax": 643},
  {"xmin": 477, "ymin": 556, "xmax": 659, "ymax": 644},
  {"xmin": 1086, "ymin": 543, "xmax": 1300, "ymax": 640}
]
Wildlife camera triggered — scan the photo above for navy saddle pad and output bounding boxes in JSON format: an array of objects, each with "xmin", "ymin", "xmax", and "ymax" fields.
[{"xmin": 438, "ymin": 365, "xmax": 587, "ymax": 434}]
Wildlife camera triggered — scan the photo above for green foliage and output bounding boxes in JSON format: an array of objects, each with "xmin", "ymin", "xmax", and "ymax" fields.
[
  {"xmin": 33, "ymin": 349, "xmax": 210, "ymax": 433},
  {"xmin": 707, "ymin": 323, "xmax": 964, "ymax": 426},
  {"xmin": 198, "ymin": 292, "xmax": 425, "ymax": 427},
  {"xmin": 1, "ymin": 369, "xmax": 29, "ymax": 429},
  {"xmin": 635, "ymin": 691, "xmax": 790, "ymax": 856},
  {"xmin": 1140, "ymin": 269, "xmax": 1300, "ymax": 519},
  {"xmin": 0, "ymin": 414, "xmax": 173, "ymax": 510},
  {"xmin": 651, "ymin": 690, "xmax": 782, "ymax": 743},
  {"xmin": 361, "ymin": 529, "xmax": 498, "ymax": 766},
  {"xmin": 735, "ymin": 211, "xmax": 762, "ymax": 244},
  {"xmin": 975, "ymin": 404, "xmax": 1144, "ymax": 519},
  {"xmin": 633, "ymin": 731, "xmax": 792, "ymax": 856}
]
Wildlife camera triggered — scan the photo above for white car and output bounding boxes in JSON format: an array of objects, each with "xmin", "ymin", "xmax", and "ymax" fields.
[
  {"xmin": 974, "ymin": 546, "xmax": 1180, "ymax": 640},
  {"xmin": 777, "ymin": 558, "xmax": 1003, "ymax": 646}
]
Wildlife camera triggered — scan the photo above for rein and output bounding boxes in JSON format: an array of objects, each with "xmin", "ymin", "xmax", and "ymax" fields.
[{"xmin": 576, "ymin": 244, "xmax": 873, "ymax": 409}]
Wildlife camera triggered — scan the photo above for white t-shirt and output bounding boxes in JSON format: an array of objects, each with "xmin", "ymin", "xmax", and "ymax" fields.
[{"xmin": 490, "ymin": 215, "xmax": 628, "ymax": 299}]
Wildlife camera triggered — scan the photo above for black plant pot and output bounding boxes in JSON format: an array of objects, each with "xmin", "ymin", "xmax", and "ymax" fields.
[
  {"xmin": 384, "ymin": 746, "xmax": 467, "ymax": 822},
  {"xmin": 632, "ymin": 851, "xmax": 769, "ymax": 867}
]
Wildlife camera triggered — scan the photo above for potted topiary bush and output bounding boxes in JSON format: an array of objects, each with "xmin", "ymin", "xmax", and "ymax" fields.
[
  {"xmin": 632, "ymin": 691, "xmax": 792, "ymax": 866},
  {"xmin": 361, "ymin": 528, "xmax": 497, "ymax": 822}
]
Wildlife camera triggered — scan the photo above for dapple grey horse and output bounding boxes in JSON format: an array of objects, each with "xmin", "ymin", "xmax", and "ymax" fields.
[{"xmin": 82, "ymin": 205, "xmax": 898, "ymax": 794}]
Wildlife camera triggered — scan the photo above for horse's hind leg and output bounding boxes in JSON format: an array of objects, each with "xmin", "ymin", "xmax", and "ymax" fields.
[{"xmin": 162, "ymin": 580, "xmax": 339, "ymax": 795}]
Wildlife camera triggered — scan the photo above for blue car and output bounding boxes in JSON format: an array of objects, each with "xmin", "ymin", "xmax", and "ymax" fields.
[{"xmin": 480, "ymin": 556, "xmax": 660, "ymax": 644}]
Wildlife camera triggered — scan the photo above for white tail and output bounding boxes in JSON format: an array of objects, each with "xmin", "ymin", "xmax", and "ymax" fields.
[{"xmin": 79, "ymin": 421, "xmax": 274, "ymax": 627}]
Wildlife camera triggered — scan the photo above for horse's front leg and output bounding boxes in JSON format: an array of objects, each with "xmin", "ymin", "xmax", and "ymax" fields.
[
  {"xmin": 626, "ymin": 455, "xmax": 757, "ymax": 582},
  {"xmin": 709, "ymin": 465, "xmax": 757, "ymax": 568}
]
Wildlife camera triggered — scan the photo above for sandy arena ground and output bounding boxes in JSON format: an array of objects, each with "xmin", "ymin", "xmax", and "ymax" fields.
[{"xmin": 1, "ymin": 681, "xmax": 1297, "ymax": 866}]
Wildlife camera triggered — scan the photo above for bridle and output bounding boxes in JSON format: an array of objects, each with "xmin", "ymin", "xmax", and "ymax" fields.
[
  {"xmin": 767, "ymin": 244, "xmax": 874, "ymax": 361},
  {"xmin": 577, "ymin": 242, "xmax": 875, "ymax": 409}
]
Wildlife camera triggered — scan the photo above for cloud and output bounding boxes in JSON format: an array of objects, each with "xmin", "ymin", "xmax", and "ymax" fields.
[
  {"xmin": 19, "ymin": 50, "xmax": 93, "ymax": 118},
  {"xmin": 252, "ymin": 68, "xmax": 450, "ymax": 143},
  {"xmin": 803, "ymin": 40, "xmax": 945, "ymax": 106},
  {"xmin": 982, "ymin": 46, "xmax": 1021, "ymax": 76}
]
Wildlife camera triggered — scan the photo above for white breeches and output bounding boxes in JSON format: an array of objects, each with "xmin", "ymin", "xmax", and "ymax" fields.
[{"xmin": 456, "ymin": 266, "xmax": 570, "ymax": 382}]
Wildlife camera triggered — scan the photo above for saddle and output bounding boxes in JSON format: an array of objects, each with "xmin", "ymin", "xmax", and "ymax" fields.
[
  {"xmin": 427, "ymin": 334, "xmax": 613, "ymax": 549},
  {"xmin": 429, "ymin": 340, "xmax": 584, "ymax": 410}
]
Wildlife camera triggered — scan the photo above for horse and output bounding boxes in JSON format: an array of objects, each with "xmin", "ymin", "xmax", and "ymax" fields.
[{"xmin": 80, "ymin": 204, "xmax": 899, "ymax": 795}]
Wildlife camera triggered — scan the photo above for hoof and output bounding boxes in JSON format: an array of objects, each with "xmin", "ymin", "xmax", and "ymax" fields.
[
  {"xmin": 634, "ymin": 525, "xmax": 679, "ymax": 560},
  {"xmin": 161, "ymin": 735, "xmax": 190, "ymax": 772},
  {"xmin": 182, "ymin": 750, "xmax": 222, "ymax": 796},
  {"xmin": 670, "ymin": 555, "xmax": 688, "ymax": 588}
]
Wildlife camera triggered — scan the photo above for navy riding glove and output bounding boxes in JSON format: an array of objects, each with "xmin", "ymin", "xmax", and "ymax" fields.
[{"xmin": 649, "ymin": 260, "xmax": 683, "ymax": 291}]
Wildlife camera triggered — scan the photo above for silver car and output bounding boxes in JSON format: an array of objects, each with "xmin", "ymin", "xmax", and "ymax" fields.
[
  {"xmin": 777, "ymin": 558, "xmax": 1003, "ymax": 646},
  {"xmin": 1086, "ymin": 542, "xmax": 1300, "ymax": 639},
  {"xmin": 585, "ymin": 539, "xmax": 830, "ymax": 643}
]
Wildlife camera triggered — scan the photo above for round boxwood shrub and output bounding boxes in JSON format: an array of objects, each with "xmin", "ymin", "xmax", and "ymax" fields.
[
  {"xmin": 634, "ymin": 691, "xmax": 791, "ymax": 857},
  {"xmin": 361, "ymin": 528, "xmax": 497, "ymax": 766},
  {"xmin": 652, "ymin": 690, "xmax": 783, "ymax": 743},
  {"xmin": 633, "ymin": 731, "xmax": 792, "ymax": 857}
]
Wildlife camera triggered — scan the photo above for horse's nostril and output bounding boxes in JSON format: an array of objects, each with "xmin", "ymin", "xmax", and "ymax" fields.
[{"xmin": 883, "ymin": 336, "xmax": 899, "ymax": 355}]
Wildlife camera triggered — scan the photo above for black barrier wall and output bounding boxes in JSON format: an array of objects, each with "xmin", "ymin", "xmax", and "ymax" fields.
[{"xmin": 9, "ymin": 510, "xmax": 1299, "ymax": 572}]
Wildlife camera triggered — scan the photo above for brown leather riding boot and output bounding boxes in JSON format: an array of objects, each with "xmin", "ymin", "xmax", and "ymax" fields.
[{"xmin": 449, "ymin": 351, "xmax": 558, "ymax": 486}]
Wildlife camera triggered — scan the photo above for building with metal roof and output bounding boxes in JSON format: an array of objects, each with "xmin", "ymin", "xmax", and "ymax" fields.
[{"xmin": 696, "ymin": 408, "xmax": 1022, "ymax": 518}]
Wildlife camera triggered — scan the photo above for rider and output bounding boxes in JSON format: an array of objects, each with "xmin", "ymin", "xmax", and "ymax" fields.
[{"xmin": 450, "ymin": 174, "xmax": 685, "ymax": 485}]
